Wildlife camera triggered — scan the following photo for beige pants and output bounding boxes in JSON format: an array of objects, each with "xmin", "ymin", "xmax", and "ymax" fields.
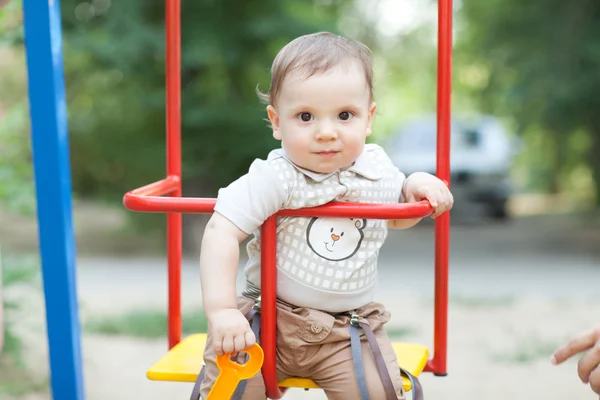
[{"xmin": 200, "ymin": 296, "xmax": 405, "ymax": 399}]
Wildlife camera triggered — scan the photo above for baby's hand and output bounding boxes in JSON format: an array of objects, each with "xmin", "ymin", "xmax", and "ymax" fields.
[
  {"xmin": 208, "ymin": 308, "xmax": 256, "ymax": 356},
  {"xmin": 403, "ymin": 172, "xmax": 454, "ymax": 218}
]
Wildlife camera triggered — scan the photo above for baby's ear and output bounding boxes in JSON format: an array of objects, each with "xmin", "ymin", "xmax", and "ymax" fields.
[
  {"xmin": 267, "ymin": 105, "xmax": 281, "ymax": 140},
  {"xmin": 366, "ymin": 102, "xmax": 377, "ymax": 136}
]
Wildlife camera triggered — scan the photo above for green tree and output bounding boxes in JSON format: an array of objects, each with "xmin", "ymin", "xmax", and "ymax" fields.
[
  {"xmin": 457, "ymin": 0, "xmax": 600, "ymax": 201},
  {"xmin": 0, "ymin": 0, "xmax": 33, "ymax": 215},
  {"xmin": 58, "ymin": 0, "xmax": 351, "ymax": 199}
]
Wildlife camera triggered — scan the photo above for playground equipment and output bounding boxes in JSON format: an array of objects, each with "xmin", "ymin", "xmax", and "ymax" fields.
[
  {"xmin": 24, "ymin": 1, "xmax": 85, "ymax": 398},
  {"xmin": 123, "ymin": 0, "xmax": 453, "ymax": 398},
  {"xmin": 23, "ymin": 0, "xmax": 451, "ymax": 399}
]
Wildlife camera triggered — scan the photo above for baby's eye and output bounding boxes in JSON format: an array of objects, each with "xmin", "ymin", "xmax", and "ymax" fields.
[
  {"xmin": 298, "ymin": 112, "xmax": 313, "ymax": 122},
  {"xmin": 338, "ymin": 111, "xmax": 353, "ymax": 121}
]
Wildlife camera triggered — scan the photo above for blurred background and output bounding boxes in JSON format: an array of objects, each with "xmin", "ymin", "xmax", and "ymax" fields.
[{"xmin": 1, "ymin": 0, "xmax": 599, "ymax": 399}]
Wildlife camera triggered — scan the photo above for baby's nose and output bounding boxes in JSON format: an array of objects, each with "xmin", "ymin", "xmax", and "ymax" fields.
[
  {"xmin": 331, "ymin": 233, "xmax": 340, "ymax": 241},
  {"xmin": 315, "ymin": 122, "xmax": 337, "ymax": 140}
]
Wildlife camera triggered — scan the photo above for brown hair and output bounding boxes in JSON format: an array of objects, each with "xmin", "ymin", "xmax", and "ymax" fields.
[{"xmin": 257, "ymin": 32, "xmax": 374, "ymax": 106}]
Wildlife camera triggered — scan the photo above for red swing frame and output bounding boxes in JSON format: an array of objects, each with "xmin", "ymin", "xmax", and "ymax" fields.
[{"xmin": 124, "ymin": 0, "xmax": 452, "ymax": 398}]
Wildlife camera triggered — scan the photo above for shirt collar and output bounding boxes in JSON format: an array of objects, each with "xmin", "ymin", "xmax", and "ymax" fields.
[{"xmin": 274, "ymin": 147, "xmax": 382, "ymax": 182}]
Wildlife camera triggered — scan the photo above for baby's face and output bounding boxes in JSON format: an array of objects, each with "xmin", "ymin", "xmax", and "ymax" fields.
[{"xmin": 267, "ymin": 62, "xmax": 376, "ymax": 174}]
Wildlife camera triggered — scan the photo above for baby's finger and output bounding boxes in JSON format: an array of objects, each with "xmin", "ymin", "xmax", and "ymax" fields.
[
  {"xmin": 233, "ymin": 332, "xmax": 247, "ymax": 354},
  {"xmin": 430, "ymin": 208, "xmax": 443, "ymax": 219},
  {"xmin": 436, "ymin": 190, "xmax": 449, "ymax": 211},
  {"xmin": 424, "ymin": 188, "xmax": 438, "ymax": 207},
  {"xmin": 221, "ymin": 334, "xmax": 235, "ymax": 355},
  {"xmin": 244, "ymin": 330, "xmax": 256, "ymax": 349},
  {"xmin": 553, "ymin": 329, "xmax": 600, "ymax": 365},
  {"xmin": 213, "ymin": 336, "xmax": 225, "ymax": 356},
  {"xmin": 429, "ymin": 205, "xmax": 441, "ymax": 218},
  {"xmin": 429, "ymin": 193, "xmax": 446, "ymax": 218},
  {"xmin": 443, "ymin": 190, "xmax": 454, "ymax": 209},
  {"xmin": 578, "ymin": 340, "xmax": 600, "ymax": 384}
]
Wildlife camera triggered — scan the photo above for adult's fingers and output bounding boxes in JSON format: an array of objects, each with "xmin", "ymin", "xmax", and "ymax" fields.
[
  {"xmin": 588, "ymin": 364, "xmax": 600, "ymax": 394},
  {"xmin": 578, "ymin": 340, "xmax": 600, "ymax": 384},
  {"xmin": 552, "ymin": 326, "xmax": 600, "ymax": 364}
]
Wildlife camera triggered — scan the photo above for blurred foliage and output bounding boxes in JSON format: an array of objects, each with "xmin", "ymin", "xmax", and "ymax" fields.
[
  {"xmin": 456, "ymin": 0, "xmax": 600, "ymax": 201},
  {"xmin": 2, "ymin": 0, "xmax": 600, "ymax": 216},
  {"xmin": 0, "ymin": 101, "xmax": 35, "ymax": 215},
  {"xmin": 0, "ymin": 0, "xmax": 22, "ymax": 46},
  {"xmin": 0, "ymin": 252, "xmax": 45, "ymax": 395},
  {"xmin": 0, "ymin": 0, "xmax": 34, "ymax": 215},
  {"xmin": 58, "ymin": 0, "xmax": 352, "ymax": 200},
  {"xmin": 85, "ymin": 308, "xmax": 208, "ymax": 338}
]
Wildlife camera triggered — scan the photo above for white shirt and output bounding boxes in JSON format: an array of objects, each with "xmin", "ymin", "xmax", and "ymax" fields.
[{"xmin": 214, "ymin": 144, "xmax": 406, "ymax": 312}]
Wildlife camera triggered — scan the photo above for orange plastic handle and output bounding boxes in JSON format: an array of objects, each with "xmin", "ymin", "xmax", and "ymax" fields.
[{"xmin": 206, "ymin": 344, "xmax": 264, "ymax": 399}]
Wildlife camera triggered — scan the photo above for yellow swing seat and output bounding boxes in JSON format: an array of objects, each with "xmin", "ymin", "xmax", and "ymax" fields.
[{"xmin": 147, "ymin": 333, "xmax": 429, "ymax": 392}]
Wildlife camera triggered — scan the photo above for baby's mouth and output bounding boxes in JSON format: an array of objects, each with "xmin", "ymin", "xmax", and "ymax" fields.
[{"xmin": 315, "ymin": 151, "xmax": 339, "ymax": 157}]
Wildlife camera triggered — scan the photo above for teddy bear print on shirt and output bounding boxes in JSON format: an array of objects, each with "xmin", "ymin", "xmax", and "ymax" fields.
[{"xmin": 306, "ymin": 217, "xmax": 367, "ymax": 262}]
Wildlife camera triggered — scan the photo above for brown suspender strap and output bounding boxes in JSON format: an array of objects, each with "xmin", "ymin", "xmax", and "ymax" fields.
[
  {"xmin": 356, "ymin": 314, "xmax": 424, "ymax": 400},
  {"xmin": 349, "ymin": 322, "xmax": 371, "ymax": 400},
  {"xmin": 400, "ymin": 367, "xmax": 424, "ymax": 400},
  {"xmin": 357, "ymin": 319, "xmax": 398, "ymax": 400}
]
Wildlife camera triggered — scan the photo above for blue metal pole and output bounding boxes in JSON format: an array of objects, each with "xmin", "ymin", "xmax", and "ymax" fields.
[{"xmin": 22, "ymin": 1, "xmax": 85, "ymax": 399}]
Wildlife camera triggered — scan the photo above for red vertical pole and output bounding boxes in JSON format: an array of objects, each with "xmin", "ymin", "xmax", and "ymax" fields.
[
  {"xmin": 166, "ymin": 0, "xmax": 182, "ymax": 349},
  {"xmin": 261, "ymin": 216, "xmax": 286, "ymax": 399},
  {"xmin": 432, "ymin": 0, "xmax": 452, "ymax": 375}
]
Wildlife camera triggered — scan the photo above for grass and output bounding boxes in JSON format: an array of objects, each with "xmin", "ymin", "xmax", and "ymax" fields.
[
  {"xmin": 0, "ymin": 329, "xmax": 47, "ymax": 396},
  {"xmin": 386, "ymin": 325, "xmax": 418, "ymax": 339},
  {"xmin": 2, "ymin": 327, "xmax": 22, "ymax": 366},
  {"xmin": 489, "ymin": 334, "xmax": 560, "ymax": 365},
  {"xmin": 450, "ymin": 295, "xmax": 516, "ymax": 309},
  {"xmin": 85, "ymin": 309, "xmax": 209, "ymax": 338},
  {"xmin": 1, "ymin": 251, "xmax": 46, "ymax": 396},
  {"xmin": 85, "ymin": 309, "xmax": 419, "ymax": 342},
  {"xmin": 2, "ymin": 253, "xmax": 38, "ymax": 287}
]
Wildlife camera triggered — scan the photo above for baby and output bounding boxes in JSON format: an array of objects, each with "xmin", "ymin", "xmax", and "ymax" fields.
[{"xmin": 197, "ymin": 32, "xmax": 453, "ymax": 400}]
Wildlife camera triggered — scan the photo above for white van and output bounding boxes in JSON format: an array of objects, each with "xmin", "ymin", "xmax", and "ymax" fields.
[{"xmin": 382, "ymin": 114, "xmax": 521, "ymax": 220}]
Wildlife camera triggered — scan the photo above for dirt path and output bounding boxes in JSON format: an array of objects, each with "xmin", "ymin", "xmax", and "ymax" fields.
[
  {"xmin": 4, "ymin": 210, "xmax": 600, "ymax": 399},
  {"xmin": 9, "ymin": 287, "xmax": 600, "ymax": 400}
]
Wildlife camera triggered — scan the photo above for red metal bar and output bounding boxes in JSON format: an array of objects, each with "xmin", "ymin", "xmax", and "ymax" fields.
[
  {"xmin": 166, "ymin": 0, "xmax": 182, "ymax": 349},
  {"xmin": 125, "ymin": 176, "xmax": 179, "ymax": 198},
  {"xmin": 124, "ymin": 191, "xmax": 432, "ymax": 219},
  {"xmin": 279, "ymin": 202, "xmax": 431, "ymax": 219},
  {"xmin": 125, "ymin": 0, "xmax": 453, "ymax": 388},
  {"xmin": 429, "ymin": 0, "xmax": 453, "ymax": 376},
  {"xmin": 261, "ymin": 216, "xmax": 286, "ymax": 399},
  {"xmin": 124, "ymin": 179, "xmax": 434, "ymax": 389}
]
